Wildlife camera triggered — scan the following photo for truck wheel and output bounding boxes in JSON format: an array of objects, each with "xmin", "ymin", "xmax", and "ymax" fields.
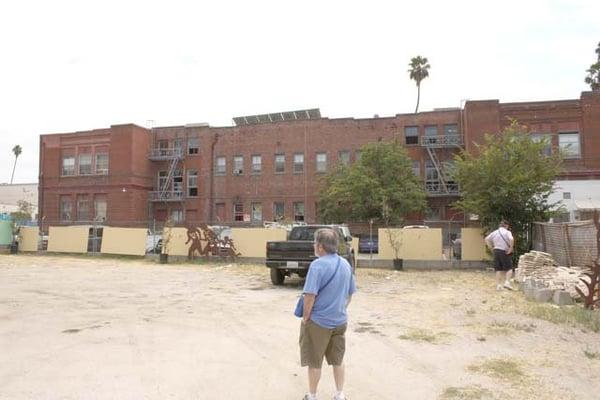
[{"xmin": 270, "ymin": 268, "xmax": 285, "ymax": 285}]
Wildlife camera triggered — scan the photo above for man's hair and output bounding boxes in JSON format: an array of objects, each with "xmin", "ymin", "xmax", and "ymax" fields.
[
  {"xmin": 314, "ymin": 228, "xmax": 339, "ymax": 254},
  {"xmin": 500, "ymin": 220, "xmax": 509, "ymax": 227}
]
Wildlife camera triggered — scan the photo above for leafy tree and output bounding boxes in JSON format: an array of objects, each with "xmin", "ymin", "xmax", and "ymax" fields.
[
  {"xmin": 585, "ymin": 41, "xmax": 600, "ymax": 91},
  {"xmin": 10, "ymin": 200, "xmax": 33, "ymax": 222},
  {"xmin": 318, "ymin": 141, "xmax": 427, "ymax": 226},
  {"xmin": 408, "ymin": 56, "xmax": 430, "ymax": 113},
  {"xmin": 10, "ymin": 145, "xmax": 22, "ymax": 184},
  {"xmin": 452, "ymin": 121, "xmax": 562, "ymax": 257}
]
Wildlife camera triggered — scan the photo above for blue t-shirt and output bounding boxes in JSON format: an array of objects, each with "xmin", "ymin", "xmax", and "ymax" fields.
[{"xmin": 303, "ymin": 253, "xmax": 357, "ymax": 329}]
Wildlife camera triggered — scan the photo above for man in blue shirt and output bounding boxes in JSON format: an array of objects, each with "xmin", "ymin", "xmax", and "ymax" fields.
[{"xmin": 299, "ymin": 228, "xmax": 357, "ymax": 400}]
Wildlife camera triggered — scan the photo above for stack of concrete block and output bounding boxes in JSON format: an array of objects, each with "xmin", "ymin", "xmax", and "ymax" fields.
[{"xmin": 517, "ymin": 250, "xmax": 588, "ymax": 305}]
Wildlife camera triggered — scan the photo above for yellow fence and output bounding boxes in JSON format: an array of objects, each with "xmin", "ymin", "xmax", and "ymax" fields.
[
  {"xmin": 461, "ymin": 228, "xmax": 490, "ymax": 261},
  {"xmin": 162, "ymin": 227, "xmax": 194, "ymax": 256},
  {"xmin": 231, "ymin": 228, "xmax": 287, "ymax": 258},
  {"xmin": 101, "ymin": 227, "xmax": 147, "ymax": 256},
  {"xmin": 47, "ymin": 226, "xmax": 90, "ymax": 253},
  {"xmin": 378, "ymin": 228, "xmax": 443, "ymax": 260},
  {"xmin": 18, "ymin": 226, "xmax": 39, "ymax": 252}
]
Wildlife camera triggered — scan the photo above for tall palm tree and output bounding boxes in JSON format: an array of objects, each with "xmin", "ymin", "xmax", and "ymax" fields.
[
  {"xmin": 408, "ymin": 56, "xmax": 431, "ymax": 113},
  {"xmin": 10, "ymin": 145, "xmax": 22, "ymax": 184},
  {"xmin": 585, "ymin": 42, "xmax": 600, "ymax": 91}
]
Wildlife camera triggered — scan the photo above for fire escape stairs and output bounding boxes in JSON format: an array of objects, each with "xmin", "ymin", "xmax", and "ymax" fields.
[{"xmin": 425, "ymin": 145, "xmax": 449, "ymax": 193}]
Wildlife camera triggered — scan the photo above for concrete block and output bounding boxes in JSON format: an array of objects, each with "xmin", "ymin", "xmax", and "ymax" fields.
[
  {"xmin": 524, "ymin": 287, "xmax": 536, "ymax": 300},
  {"xmin": 552, "ymin": 290, "xmax": 574, "ymax": 306},
  {"xmin": 534, "ymin": 288, "xmax": 554, "ymax": 303}
]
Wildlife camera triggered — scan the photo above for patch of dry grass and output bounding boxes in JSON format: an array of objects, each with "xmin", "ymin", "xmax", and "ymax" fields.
[
  {"xmin": 398, "ymin": 328, "xmax": 452, "ymax": 344},
  {"xmin": 486, "ymin": 320, "xmax": 536, "ymax": 335},
  {"xmin": 439, "ymin": 385, "xmax": 493, "ymax": 400},
  {"xmin": 467, "ymin": 358, "xmax": 526, "ymax": 384}
]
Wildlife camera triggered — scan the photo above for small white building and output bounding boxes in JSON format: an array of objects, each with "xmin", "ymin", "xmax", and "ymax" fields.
[{"xmin": 549, "ymin": 180, "xmax": 600, "ymax": 222}]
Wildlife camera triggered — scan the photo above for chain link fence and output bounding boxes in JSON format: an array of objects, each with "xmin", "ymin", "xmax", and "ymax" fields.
[{"xmin": 532, "ymin": 220, "xmax": 597, "ymax": 267}]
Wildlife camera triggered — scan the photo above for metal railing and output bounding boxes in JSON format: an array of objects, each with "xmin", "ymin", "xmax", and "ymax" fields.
[
  {"xmin": 148, "ymin": 190, "xmax": 184, "ymax": 201},
  {"xmin": 425, "ymin": 181, "xmax": 460, "ymax": 196},
  {"xmin": 148, "ymin": 147, "xmax": 184, "ymax": 160},
  {"xmin": 421, "ymin": 135, "xmax": 463, "ymax": 147}
]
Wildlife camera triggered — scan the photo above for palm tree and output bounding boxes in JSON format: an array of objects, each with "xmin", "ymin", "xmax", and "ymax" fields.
[
  {"xmin": 585, "ymin": 42, "xmax": 600, "ymax": 91},
  {"xmin": 10, "ymin": 145, "xmax": 22, "ymax": 184},
  {"xmin": 408, "ymin": 56, "xmax": 431, "ymax": 113}
]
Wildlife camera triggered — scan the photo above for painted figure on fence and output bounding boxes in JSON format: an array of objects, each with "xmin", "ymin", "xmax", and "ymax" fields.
[{"xmin": 185, "ymin": 225, "xmax": 240, "ymax": 260}]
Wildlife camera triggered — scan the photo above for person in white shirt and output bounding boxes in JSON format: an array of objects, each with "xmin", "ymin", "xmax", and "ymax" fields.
[{"xmin": 485, "ymin": 220, "xmax": 515, "ymax": 291}]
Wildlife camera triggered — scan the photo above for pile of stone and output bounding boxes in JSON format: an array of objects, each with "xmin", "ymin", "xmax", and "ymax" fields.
[{"xmin": 516, "ymin": 250, "xmax": 590, "ymax": 305}]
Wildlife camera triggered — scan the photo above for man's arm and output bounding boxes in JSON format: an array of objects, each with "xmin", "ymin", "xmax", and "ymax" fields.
[
  {"xmin": 484, "ymin": 232, "xmax": 494, "ymax": 250},
  {"xmin": 346, "ymin": 295, "xmax": 352, "ymax": 308},
  {"xmin": 302, "ymin": 294, "xmax": 316, "ymax": 323}
]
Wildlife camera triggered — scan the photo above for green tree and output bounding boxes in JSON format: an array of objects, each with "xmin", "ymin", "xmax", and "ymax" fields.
[
  {"xmin": 584, "ymin": 41, "xmax": 600, "ymax": 91},
  {"xmin": 318, "ymin": 141, "xmax": 427, "ymax": 226},
  {"xmin": 452, "ymin": 121, "xmax": 562, "ymax": 257},
  {"xmin": 10, "ymin": 145, "xmax": 22, "ymax": 184},
  {"xmin": 408, "ymin": 56, "xmax": 430, "ymax": 113},
  {"xmin": 10, "ymin": 200, "xmax": 33, "ymax": 222}
]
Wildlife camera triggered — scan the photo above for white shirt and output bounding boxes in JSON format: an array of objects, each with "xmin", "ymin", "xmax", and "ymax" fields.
[{"xmin": 485, "ymin": 227, "xmax": 513, "ymax": 251}]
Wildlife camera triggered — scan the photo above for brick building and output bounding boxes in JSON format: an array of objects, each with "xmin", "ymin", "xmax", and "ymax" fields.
[{"xmin": 38, "ymin": 91, "xmax": 600, "ymax": 233}]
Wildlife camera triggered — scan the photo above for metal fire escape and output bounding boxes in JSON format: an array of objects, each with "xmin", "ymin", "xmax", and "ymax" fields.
[
  {"xmin": 421, "ymin": 132, "xmax": 463, "ymax": 196},
  {"xmin": 148, "ymin": 135, "xmax": 185, "ymax": 224}
]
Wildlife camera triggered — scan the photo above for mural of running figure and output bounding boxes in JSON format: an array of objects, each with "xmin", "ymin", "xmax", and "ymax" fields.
[{"xmin": 185, "ymin": 224, "xmax": 241, "ymax": 260}]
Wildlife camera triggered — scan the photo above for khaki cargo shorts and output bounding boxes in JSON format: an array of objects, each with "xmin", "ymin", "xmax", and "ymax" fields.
[{"xmin": 299, "ymin": 319, "xmax": 347, "ymax": 368}]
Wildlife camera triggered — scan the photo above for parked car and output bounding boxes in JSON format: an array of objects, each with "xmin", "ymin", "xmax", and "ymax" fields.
[
  {"xmin": 266, "ymin": 225, "xmax": 355, "ymax": 285},
  {"xmin": 403, "ymin": 225, "xmax": 430, "ymax": 229},
  {"xmin": 358, "ymin": 235, "xmax": 378, "ymax": 253}
]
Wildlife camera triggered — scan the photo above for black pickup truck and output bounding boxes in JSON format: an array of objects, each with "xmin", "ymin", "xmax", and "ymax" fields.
[{"xmin": 266, "ymin": 225, "xmax": 355, "ymax": 285}]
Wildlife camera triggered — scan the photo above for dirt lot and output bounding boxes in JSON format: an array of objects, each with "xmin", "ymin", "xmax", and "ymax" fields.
[{"xmin": 1, "ymin": 254, "xmax": 599, "ymax": 400}]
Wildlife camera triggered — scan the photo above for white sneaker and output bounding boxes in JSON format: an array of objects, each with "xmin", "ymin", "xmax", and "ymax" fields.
[
  {"xmin": 496, "ymin": 284, "xmax": 503, "ymax": 291},
  {"xmin": 503, "ymin": 282, "xmax": 514, "ymax": 290},
  {"xmin": 333, "ymin": 394, "xmax": 346, "ymax": 400},
  {"xmin": 303, "ymin": 394, "xmax": 318, "ymax": 400}
]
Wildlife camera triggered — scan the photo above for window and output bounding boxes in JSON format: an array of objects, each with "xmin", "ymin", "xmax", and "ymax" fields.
[
  {"xmin": 531, "ymin": 133, "xmax": 552, "ymax": 157},
  {"xmin": 559, "ymin": 132, "xmax": 580, "ymax": 159},
  {"xmin": 188, "ymin": 137, "xmax": 199, "ymax": 155},
  {"xmin": 173, "ymin": 170, "xmax": 183, "ymax": 193},
  {"xmin": 273, "ymin": 202, "xmax": 284, "ymax": 221},
  {"xmin": 158, "ymin": 140, "xmax": 169, "ymax": 156},
  {"xmin": 171, "ymin": 209, "xmax": 183, "ymax": 223},
  {"xmin": 62, "ymin": 156, "xmax": 75, "ymax": 176},
  {"xmin": 60, "ymin": 196, "xmax": 72, "ymax": 221},
  {"xmin": 215, "ymin": 156, "xmax": 226, "ymax": 175},
  {"xmin": 355, "ymin": 150, "xmax": 362, "ymax": 161},
  {"xmin": 425, "ymin": 160, "xmax": 439, "ymax": 193},
  {"xmin": 233, "ymin": 155, "xmax": 243, "ymax": 175},
  {"xmin": 174, "ymin": 138, "xmax": 183, "ymax": 153},
  {"xmin": 78, "ymin": 153, "xmax": 92, "ymax": 175},
  {"xmin": 425, "ymin": 207, "xmax": 441, "ymax": 221},
  {"xmin": 251, "ymin": 203, "xmax": 262, "ymax": 223},
  {"xmin": 405, "ymin": 126, "xmax": 419, "ymax": 145},
  {"xmin": 158, "ymin": 171, "xmax": 168, "ymax": 191},
  {"xmin": 293, "ymin": 153, "xmax": 304, "ymax": 173},
  {"xmin": 293, "ymin": 202, "xmax": 305, "ymax": 222},
  {"xmin": 316, "ymin": 152, "xmax": 327, "ymax": 173},
  {"xmin": 234, "ymin": 203, "xmax": 244, "ymax": 222},
  {"xmin": 275, "ymin": 154, "xmax": 285, "ymax": 173},
  {"xmin": 424, "ymin": 125, "xmax": 438, "ymax": 144},
  {"xmin": 443, "ymin": 124, "xmax": 458, "ymax": 136},
  {"xmin": 77, "ymin": 195, "xmax": 90, "ymax": 221},
  {"xmin": 338, "ymin": 150, "xmax": 350, "ymax": 166},
  {"xmin": 251, "ymin": 155, "xmax": 262, "ymax": 174},
  {"xmin": 412, "ymin": 160, "xmax": 421, "ymax": 177},
  {"xmin": 95, "ymin": 153, "xmax": 109, "ymax": 175},
  {"xmin": 187, "ymin": 170, "xmax": 198, "ymax": 197},
  {"xmin": 94, "ymin": 195, "xmax": 107, "ymax": 221}
]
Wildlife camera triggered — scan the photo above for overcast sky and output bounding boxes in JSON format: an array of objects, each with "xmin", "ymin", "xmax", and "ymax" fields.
[{"xmin": 0, "ymin": 0, "xmax": 598, "ymax": 184}]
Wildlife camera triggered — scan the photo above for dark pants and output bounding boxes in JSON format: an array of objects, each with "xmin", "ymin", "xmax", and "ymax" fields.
[{"xmin": 493, "ymin": 249, "xmax": 513, "ymax": 271}]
